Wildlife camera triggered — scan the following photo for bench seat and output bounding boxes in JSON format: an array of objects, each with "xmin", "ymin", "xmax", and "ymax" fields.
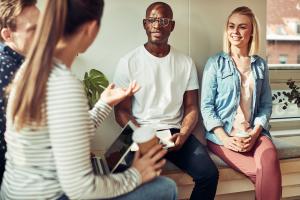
[{"xmin": 163, "ymin": 137, "xmax": 300, "ymax": 200}]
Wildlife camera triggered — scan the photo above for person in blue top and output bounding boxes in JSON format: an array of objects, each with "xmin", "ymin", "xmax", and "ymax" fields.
[
  {"xmin": 0, "ymin": 0, "xmax": 39, "ymax": 184},
  {"xmin": 201, "ymin": 6, "xmax": 282, "ymax": 200}
]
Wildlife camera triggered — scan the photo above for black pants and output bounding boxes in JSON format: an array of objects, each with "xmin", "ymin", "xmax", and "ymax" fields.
[{"xmin": 166, "ymin": 129, "xmax": 219, "ymax": 200}]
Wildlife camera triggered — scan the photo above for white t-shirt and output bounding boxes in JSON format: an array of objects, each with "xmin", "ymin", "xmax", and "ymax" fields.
[{"xmin": 114, "ymin": 45, "xmax": 199, "ymax": 130}]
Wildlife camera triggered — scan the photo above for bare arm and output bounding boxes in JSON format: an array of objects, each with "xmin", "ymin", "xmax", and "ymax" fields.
[
  {"xmin": 170, "ymin": 90, "xmax": 199, "ymax": 151},
  {"xmin": 114, "ymin": 96, "xmax": 139, "ymax": 127},
  {"xmin": 213, "ymin": 126, "xmax": 228, "ymax": 142},
  {"xmin": 180, "ymin": 90, "xmax": 199, "ymax": 136}
]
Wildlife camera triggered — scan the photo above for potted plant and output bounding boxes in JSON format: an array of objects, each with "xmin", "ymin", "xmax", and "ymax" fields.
[
  {"xmin": 82, "ymin": 69, "xmax": 109, "ymax": 108},
  {"xmin": 272, "ymin": 79, "xmax": 300, "ymax": 110}
]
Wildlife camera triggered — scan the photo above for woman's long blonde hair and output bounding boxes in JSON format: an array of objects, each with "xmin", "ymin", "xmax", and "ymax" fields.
[
  {"xmin": 10, "ymin": 0, "xmax": 104, "ymax": 130},
  {"xmin": 223, "ymin": 6, "xmax": 260, "ymax": 56}
]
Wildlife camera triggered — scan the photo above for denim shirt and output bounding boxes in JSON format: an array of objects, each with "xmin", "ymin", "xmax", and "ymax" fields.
[{"xmin": 201, "ymin": 52, "xmax": 272, "ymax": 145}]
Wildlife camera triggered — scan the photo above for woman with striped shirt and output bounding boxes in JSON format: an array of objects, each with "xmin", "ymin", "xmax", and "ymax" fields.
[{"xmin": 0, "ymin": 0, "xmax": 177, "ymax": 199}]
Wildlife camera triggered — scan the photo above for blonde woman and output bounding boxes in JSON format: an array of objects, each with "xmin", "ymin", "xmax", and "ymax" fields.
[
  {"xmin": 201, "ymin": 6, "xmax": 281, "ymax": 200},
  {"xmin": 0, "ymin": 0, "xmax": 177, "ymax": 199}
]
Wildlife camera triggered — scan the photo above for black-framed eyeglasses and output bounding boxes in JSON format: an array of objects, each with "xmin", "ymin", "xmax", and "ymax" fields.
[{"xmin": 144, "ymin": 17, "xmax": 174, "ymax": 27}]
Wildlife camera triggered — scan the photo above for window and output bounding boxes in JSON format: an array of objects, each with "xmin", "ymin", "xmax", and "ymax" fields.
[
  {"xmin": 267, "ymin": 0, "xmax": 300, "ymax": 120},
  {"xmin": 279, "ymin": 54, "xmax": 288, "ymax": 64},
  {"xmin": 267, "ymin": 0, "xmax": 300, "ymax": 66}
]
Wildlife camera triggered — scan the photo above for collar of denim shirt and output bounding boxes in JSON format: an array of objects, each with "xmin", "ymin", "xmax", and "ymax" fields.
[{"xmin": 219, "ymin": 51, "xmax": 259, "ymax": 64}]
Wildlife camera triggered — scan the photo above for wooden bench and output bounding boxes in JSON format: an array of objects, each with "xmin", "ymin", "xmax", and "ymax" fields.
[{"xmin": 163, "ymin": 137, "xmax": 300, "ymax": 200}]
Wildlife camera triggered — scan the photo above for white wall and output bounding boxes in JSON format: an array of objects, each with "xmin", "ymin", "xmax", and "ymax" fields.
[
  {"xmin": 189, "ymin": 0, "xmax": 266, "ymax": 83},
  {"xmin": 37, "ymin": 0, "xmax": 266, "ymax": 151}
]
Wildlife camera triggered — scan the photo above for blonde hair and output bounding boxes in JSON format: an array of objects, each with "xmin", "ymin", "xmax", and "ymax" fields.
[
  {"xmin": 10, "ymin": 0, "xmax": 104, "ymax": 130},
  {"xmin": 223, "ymin": 6, "xmax": 260, "ymax": 56},
  {"xmin": 0, "ymin": 0, "xmax": 37, "ymax": 42}
]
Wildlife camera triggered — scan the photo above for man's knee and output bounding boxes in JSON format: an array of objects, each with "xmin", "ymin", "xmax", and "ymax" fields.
[
  {"xmin": 193, "ymin": 162, "xmax": 219, "ymax": 184},
  {"xmin": 205, "ymin": 165, "xmax": 219, "ymax": 183}
]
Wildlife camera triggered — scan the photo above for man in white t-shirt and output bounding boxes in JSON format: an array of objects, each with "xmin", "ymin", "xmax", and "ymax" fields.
[{"xmin": 114, "ymin": 2, "xmax": 218, "ymax": 200}]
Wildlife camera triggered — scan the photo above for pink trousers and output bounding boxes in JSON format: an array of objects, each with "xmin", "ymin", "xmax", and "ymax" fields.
[{"xmin": 208, "ymin": 135, "xmax": 282, "ymax": 200}]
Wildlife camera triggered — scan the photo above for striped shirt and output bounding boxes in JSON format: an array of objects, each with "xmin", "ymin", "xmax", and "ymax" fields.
[
  {"xmin": 0, "ymin": 43, "xmax": 24, "ymax": 184},
  {"xmin": 0, "ymin": 61, "xmax": 141, "ymax": 200}
]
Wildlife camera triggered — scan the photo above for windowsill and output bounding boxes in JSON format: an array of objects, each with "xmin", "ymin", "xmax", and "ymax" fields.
[
  {"xmin": 268, "ymin": 64, "xmax": 300, "ymax": 70},
  {"xmin": 270, "ymin": 118, "xmax": 300, "ymax": 122},
  {"xmin": 270, "ymin": 118, "xmax": 300, "ymax": 136},
  {"xmin": 271, "ymin": 129, "xmax": 300, "ymax": 137}
]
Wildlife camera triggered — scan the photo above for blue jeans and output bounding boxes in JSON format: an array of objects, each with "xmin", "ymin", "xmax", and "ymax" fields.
[
  {"xmin": 165, "ymin": 129, "xmax": 219, "ymax": 200},
  {"xmin": 108, "ymin": 176, "xmax": 177, "ymax": 200},
  {"xmin": 57, "ymin": 177, "xmax": 177, "ymax": 200}
]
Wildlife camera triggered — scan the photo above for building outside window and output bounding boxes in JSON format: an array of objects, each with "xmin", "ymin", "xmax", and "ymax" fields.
[
  {"xmin": 267, "ymin": 0, "xmax": 300, "ymax": 120},
  {"xmin": 267, "ymin": 0, "xmax": 300, "ymax": 65}
]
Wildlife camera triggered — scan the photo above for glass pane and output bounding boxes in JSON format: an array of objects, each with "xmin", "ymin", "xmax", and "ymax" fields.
[{"xmin": 267, "ymin": 0, "xmax": 300, "ymax": 119}]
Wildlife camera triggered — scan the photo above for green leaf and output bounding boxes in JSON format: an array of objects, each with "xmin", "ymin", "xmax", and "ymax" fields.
[{"xmin": 82, "ymin": 68, "xmax": 109, "ymax": 108}]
